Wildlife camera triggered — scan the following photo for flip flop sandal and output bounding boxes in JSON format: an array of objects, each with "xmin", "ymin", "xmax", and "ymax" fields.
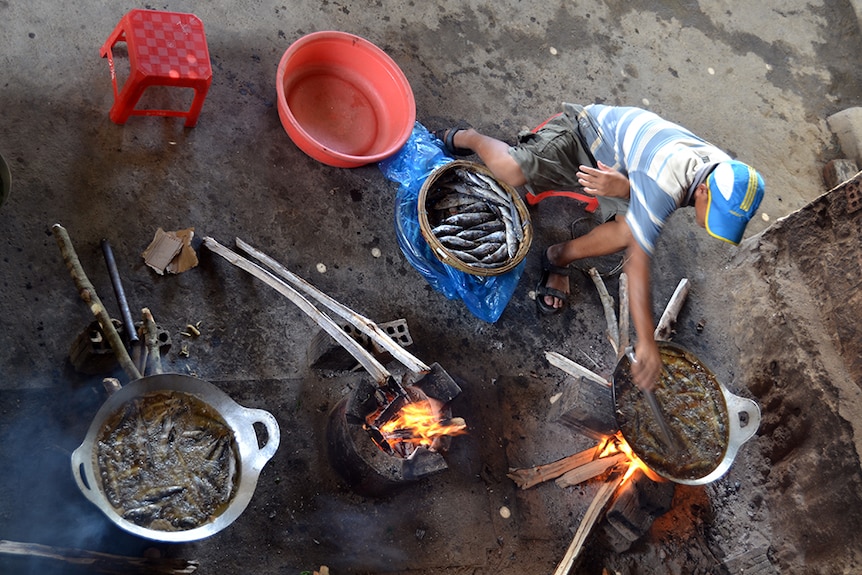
[
  {"xmin": 536, "ymin": 250, "xmax": 569, "ymax": 316},
  {"xmin": 433, "ymin": 128, "xmax": 474, "ymax": 157}
]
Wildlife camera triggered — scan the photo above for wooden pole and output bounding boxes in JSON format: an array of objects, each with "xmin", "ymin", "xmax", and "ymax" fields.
[
  {"xmin": 235, "ymin": 237, "xmax": 429, "ymax": 374},
  {"xmin": 654, "ymin": 278, "xmax": 690, "ymax": 342},
  {"xmin": 52, "ymin": 224, "xmax": 141, "ymax": 381},
  {"xmin": 142, "ymin": 307, "xmax": 162, "ymax": 375},
  {"xmin": 587, "ymin": 267, "xmax": 619, "ymax": 355},
  {"xmin": 203, "ymin": 237, "xmax": 392, "ymax": 385},
  {"xmin": 0, "ymin": 540, "xmax": 198, "ymax": 575},
  {"xmin": 553, "ymin": 467, "xmax": 626, "ymax": 575},
  {"xmin": 618, "ymin": 272, "xmax": 630, "ymax": 359},
  {"xmin": 545, "ymin": 351, "xmax": 610, "ymax": 387}
]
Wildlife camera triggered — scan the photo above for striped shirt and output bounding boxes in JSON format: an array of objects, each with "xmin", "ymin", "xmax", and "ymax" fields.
[{"xmin": 582, "ymin": 105, "xmax": 730, "ymax": 255}]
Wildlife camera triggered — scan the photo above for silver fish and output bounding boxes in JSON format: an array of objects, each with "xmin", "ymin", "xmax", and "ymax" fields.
[
  {"xmin": 441, "ymin": 211, "xmax": 498, "ymax": 228},
  {"xmin": 467, "ymin": 241, "xmax": 504, "ymax": 259},
  {"xmin": 438, "ymin": 235, "xmax": 479, "ymax": 250},
  {"xmin": 431, "ymin": 223, "xmax": 463, "ymax": 236}
]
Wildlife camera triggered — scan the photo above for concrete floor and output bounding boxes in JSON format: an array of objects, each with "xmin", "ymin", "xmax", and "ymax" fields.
[{"xmin": 1, "ymin": 1, "xmax": 861, "ymax": 574}]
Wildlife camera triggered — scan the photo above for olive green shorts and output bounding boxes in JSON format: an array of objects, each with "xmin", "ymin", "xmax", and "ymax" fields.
[{"xmin": 507, "ymin": 111, "xmax": 628, "ymax": 221}]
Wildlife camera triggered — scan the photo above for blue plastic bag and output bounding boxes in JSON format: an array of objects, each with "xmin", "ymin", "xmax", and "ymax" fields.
[{"xmin": 379, "ymin": 122, "xmax": 525, "ymax": 323}]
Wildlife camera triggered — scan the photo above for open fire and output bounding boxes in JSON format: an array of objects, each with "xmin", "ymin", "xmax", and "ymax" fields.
[{"xmin": 368, "ymin": 396, "xmax": 468, "ymax": 457}]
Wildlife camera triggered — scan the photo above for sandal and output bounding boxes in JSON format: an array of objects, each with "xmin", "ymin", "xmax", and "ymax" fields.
[
  {"xmin": 433, "ymin": 127, "xmax": 474, "ymax": 157},
  {"xmin": 536, "ymin": 249, "xmax": 569, "ymax": 316}
]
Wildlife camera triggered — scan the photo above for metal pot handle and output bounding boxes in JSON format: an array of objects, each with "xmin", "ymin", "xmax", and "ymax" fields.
[
  {"xmin": 240, "ymin": 407, "xmax": 281, "ymax": 472},
  {"xmin": 70, "ymin": 444, "xmax": 102, "ymax": 505},
  {"xmin": 724, "ymin": 393, "xmax": 761, "ymax": 447}
]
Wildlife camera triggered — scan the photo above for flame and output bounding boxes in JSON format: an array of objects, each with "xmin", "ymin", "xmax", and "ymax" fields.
[
  {"xmin": 377, "ymin": 400, "xmax": 467, "ymax": 449},
  {"xmin": 599, "ymin": 432, "xmax": 653, "ymax": 485}
]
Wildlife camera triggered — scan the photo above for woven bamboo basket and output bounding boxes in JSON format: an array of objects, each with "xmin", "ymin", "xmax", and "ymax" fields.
[{"xmin": 418, "ymin": 160, "xmax": 532, "ymax": 276}]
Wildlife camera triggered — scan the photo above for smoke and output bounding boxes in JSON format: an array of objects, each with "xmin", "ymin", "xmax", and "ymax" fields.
[{"xmin": 0, "ymin": 381, "xmax": 145, "ymax": 574}]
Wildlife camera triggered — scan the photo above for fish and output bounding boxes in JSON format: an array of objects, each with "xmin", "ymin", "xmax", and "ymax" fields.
[
  {"xmin": 431, "ymin": 223, "xmax": 463, "ymax": 236},
  {"xmin": 438, "ymin": 235, "xmax": 480, "ymax": 250},
  {"xmin": 440, "ymin": 211, "xmax": 498, "ymax": 228},
  {"xmin": 466, "ymin": 241, "xmax": 504, "ymax": 259}
]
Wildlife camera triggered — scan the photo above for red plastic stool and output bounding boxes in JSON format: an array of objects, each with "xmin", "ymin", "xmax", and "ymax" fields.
[
  {"xmin": 524, "ymin": 113, "xmax": 599, "ymax": 213},
  {"xmin": 100, "ymin": 9, "xmax": 212, "ymax": 127}
]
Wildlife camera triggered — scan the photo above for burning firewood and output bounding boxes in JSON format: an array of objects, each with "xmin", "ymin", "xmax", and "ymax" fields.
[
  {"xmin": 507, "ymin": 445, "xmax": 601, "ymax": 489},
  {"xmin": 554, "ymin": 452, "xmax": 627, "ymax": 488},
  {"xmin": 203, "ymin": 236, "xmax": 467, "ymax": 458},
  {"xmin": 0, "ymin": 539, "xmax": 198, "ymax": 574},
  {"xmin": 553, "ymin": 466, "xmax": 627, "ymax": 575}
]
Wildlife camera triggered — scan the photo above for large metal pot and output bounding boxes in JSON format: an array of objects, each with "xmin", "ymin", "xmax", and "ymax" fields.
[
  {"xmin": 612, "ymin": 341, "xmax": 760, "ymax": 486},
  {"xmin": 71, "ymin": 373, "xmax": 280, "ymax": 542}
]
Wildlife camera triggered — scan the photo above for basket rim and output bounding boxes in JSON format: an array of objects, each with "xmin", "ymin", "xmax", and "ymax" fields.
[{"xmin": 418, "ymin": 160, "xmax": 533, "ymax": 276}]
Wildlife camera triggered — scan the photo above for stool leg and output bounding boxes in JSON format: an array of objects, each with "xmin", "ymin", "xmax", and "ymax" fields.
[
  {"xmin": 183, "ymin": 84, "xmax": 210, "ymax": 128},
  {"xmin": 109, "ymin": 74, "xmax": 147, "ymax": 125}
]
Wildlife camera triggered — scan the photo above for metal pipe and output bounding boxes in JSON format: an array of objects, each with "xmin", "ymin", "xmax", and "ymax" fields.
[{"xmin": 100, "ymin": 239, "xmax": 139, "ymax": 345}]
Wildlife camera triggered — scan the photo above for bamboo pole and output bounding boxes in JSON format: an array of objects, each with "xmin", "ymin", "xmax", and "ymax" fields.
[{"xmin": 52, "ymin": 224, "xmax": 141, "ymax": 381}]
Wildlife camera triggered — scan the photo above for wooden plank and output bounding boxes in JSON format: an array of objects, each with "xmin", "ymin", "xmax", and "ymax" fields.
[
  {"xmin": 555, "ymin": 453, "xmax": 626, "ymax": 488},
  {"xmin": 507, "ymin": 445, "xmax": 600, "ymax": 489},
  {"xmin": 553, "ymin": 467, "xmax": 625, "ymax": 575}
]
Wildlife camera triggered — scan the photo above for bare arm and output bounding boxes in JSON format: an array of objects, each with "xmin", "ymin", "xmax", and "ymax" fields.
[
  {"xmin": 624, "ymin": 239, "xmax": 661, "ymax": 391},
  {"xmin": 577, "ymin": 162, "xmax": 630, "ymax": 198}
]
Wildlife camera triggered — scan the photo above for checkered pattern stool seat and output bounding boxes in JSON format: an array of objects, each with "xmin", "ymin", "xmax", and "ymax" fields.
[{"xmin": 100, "ymin": 9, "xmax": 212, "ymax": 127}]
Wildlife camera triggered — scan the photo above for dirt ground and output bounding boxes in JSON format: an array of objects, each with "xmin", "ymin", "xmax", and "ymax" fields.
[{"xmin": 1, "ymin": 1, "xmax": 862, "ymax": 575}]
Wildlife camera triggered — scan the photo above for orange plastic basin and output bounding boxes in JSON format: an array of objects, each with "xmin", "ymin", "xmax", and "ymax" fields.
[{"xmin": 276, "ymin": 31, "xmax": 416, "ymax": 168}]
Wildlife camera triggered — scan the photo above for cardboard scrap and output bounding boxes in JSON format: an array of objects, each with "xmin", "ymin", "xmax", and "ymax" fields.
[{"xmin": 142, "ymin": 227, "xmax": 199, "ymax": 275}]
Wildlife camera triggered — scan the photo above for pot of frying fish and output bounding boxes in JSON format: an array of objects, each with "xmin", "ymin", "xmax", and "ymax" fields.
[
  {"xmin": 419, "ymin": 160, "xmax": 532, "ymax": 276},
  {"xmin": 612, "ymin": 341, "xmax": 761, "ymax": 485},
  {"xmin": 71, "ymin": 373, "xmax": 280, "ymax": 542}
]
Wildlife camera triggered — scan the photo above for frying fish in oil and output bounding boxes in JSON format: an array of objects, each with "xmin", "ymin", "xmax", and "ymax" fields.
[
  {"xmin": 616, "ymin": 353, "xmax": 729, "ymax": 480},
  {"xmin": 96, "ymin": 391, "xmax": 238, "ymax": 532}
]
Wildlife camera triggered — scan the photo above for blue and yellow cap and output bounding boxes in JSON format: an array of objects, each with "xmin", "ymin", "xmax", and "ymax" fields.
[{"xmin": 705, "ymin": 161, "xmax": 765, "ymax": 245}]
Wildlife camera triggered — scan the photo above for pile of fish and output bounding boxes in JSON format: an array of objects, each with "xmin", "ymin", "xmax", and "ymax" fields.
[{"xmin": 426, "ymin": 167, "xmax": 526, "ymax": 270}]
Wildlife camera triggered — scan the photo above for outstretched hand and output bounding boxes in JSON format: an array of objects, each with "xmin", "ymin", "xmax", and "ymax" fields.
[{"xmin": 577, "ymin": 162, "xmax": 630, "ymax": 198}]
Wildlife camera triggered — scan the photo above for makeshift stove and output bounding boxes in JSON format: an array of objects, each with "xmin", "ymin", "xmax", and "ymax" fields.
[
  {"xmin": 511, "ymin": 273, "xmax": 697, "ymax": 573},
  {"xmin": 204, "ymin": 237, "xmax": 469, "ymax": 496},
  {"xmin": 327, "ymin": 362, "xmax": 466, "ymax": 496}
]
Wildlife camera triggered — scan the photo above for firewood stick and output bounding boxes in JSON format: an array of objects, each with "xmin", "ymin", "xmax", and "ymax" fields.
[
  {"xmin": 507, "ymin": 444, "xmax": 600, "ymax": 489},
  {"xmin": 587, "ymin": 267, "xmax": 619, "ymax": 355},
  {"xmin": 142, "ymin": 307, "xmax": 162, "ymax": 375},
  {"xmin": 654, "ymin": 278, "xmax": 690, "ymax": 342},
  {"xmin": 0, "ymin": 539, "xmax": 198, "ymax": 574},
  {"xmin": 203, "ymin": 237, "xmax": 392, "ymax": 385},
  {"xmin": 553, "ymin": 467, "xmax": 626, "ymax": 575},
  {"xmin": 234, "ymin": 237, "xmax": 429, "ymax": 374},
  {"xmin": 555, "ymin": 452, "xmax": 626, "ymax": 488},
  {"xmin": 51, "ymin": 224, "xmax": 142, "ymax": 381},
  {"xmin": 545, "ymin": 351, "xmax": 610, "ymax": 387},
  {"xmin": 618, "ymin": 272, "xmax": 630, "ymax": 359}
]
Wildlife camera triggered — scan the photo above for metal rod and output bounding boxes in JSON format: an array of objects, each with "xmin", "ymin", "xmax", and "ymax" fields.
[{"xmin": 100, "ymin": 239, "xmax": 139, "ymax": 344}]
